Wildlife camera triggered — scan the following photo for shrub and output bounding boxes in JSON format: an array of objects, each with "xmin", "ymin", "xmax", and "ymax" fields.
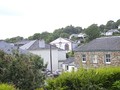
[
  {"xmin": 0, "ymin": 83, "xmax": 17, "ymax": 90},
  {"xmin": 111, "ymin": 80, "xmax": 120, "ymax": 90},
  {"xmin": 45, "ymin": 67, "xmax": 120, "ymax": 90},
  {"xmin": 0, "ymin": 50, "xmax": 45, "ymax": 90}
]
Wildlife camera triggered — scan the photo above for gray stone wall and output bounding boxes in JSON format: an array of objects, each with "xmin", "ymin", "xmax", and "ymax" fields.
[{"xmin": 74, "ymin": 51, "xmax": 120, "ymax": 68}]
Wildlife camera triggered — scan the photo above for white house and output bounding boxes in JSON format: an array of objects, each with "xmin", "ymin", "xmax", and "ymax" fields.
[
  {"xmin": 105, "ymin": 29, "xmax": 119, "ymax": 36},
  {"xmin": 20, "ymin": 39, "xmax": 66, "ymax": 72},
  {"xmin": 62, "ymin": 57, "xmax": 77, "ymax": 72},
  {"xmin": 50, "ymin": 37, "xmax": 78, "ymax": 52}
]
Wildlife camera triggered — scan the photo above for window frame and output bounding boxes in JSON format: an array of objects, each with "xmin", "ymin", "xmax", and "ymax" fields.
[
  {"xmin": 82, "ymin": 54, "xmax": 86, "ymax": 63},
  {"xmin": 91, "ymin": 54, "xmax": 98, "ymax": 63},
  {"xmin": 105, "ymin": 54, "xmax": 111, "ymax": 64}
]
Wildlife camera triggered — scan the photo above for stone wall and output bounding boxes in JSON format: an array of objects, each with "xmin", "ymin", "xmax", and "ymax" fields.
[{"xmin": 74, "ymin": 51, "xmax": 120, "ymax": 68}]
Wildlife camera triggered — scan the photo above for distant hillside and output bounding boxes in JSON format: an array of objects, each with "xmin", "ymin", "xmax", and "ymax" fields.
[{"xmin": 5, "ymin": 19, "xmax": 120, "ymax": 43}]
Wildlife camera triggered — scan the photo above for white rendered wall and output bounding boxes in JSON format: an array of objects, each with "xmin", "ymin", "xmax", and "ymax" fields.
[
  {"xmin": 50, "ymin": 38, "xmax": 72, "ymax": 52},
  {"xmin": 58, "ymin": 50, "xmax": 66, "ymax": 60},
  {"xmin": 29, "ymin": 49, "xmax": 58, "ymax": 72}
]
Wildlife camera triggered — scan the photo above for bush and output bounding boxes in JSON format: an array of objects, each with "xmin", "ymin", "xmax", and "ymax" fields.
[
  {"xmin": 45, "ymin": 67, "xmax": 120, "ymax": 90},
  {"xmin": 0, "ymin": 83, "xmax": 17, "ymax": 90},
  {"xmin": 111, "ymin": 80, "xmax": 120, "ymax": 90},
  {"xmin": 0, "ymin": 50, "xmax": 45, "ymax": 90}
]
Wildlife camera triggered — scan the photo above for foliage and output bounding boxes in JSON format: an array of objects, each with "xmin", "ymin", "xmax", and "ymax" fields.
[
  {"xmin": 27, "ymin": 25, "xmax": 82, "ymax": 43},
  {"xmin": 45, "ymin": 67, "xmax": 120, "ymax": 90},
  {"xmin": 105, "ymin": 20, "xmax": 117, "ymax": 31},
  {"xmin": 0, "ymin": 50, "xmax": 45, "ymax": 90},
  {"xmin": 5, "ymin": 36, "xmax": 23, "ymax": 43},
  {"xmin": 85, "ymin": 24, "xmax": 100, "ymax": 41},
  {"xmin": 66, "ymin": 51, "xmax": 74, "ymax": 58},
  {"xmin": 111, "ymin": 80, "xmax": 120, "ymax": 90},
  {"xmin": 0, "ymin": 83, "xmax": 17, "ymax": 90},
  {"xmin": 4, "ymin": 19, "xmax": 120, "ymax": 43}
]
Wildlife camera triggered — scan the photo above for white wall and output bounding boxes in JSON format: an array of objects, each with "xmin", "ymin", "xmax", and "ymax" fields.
[
  {"xmin": 50, "ymin": 37, "xmax": 73, "ymax": 52},
  {"xmin": 105, "ymin": 32, "xmax": 113, "ymax": 36},
  {"xmin": 62, "ymin": 64, "xmax": 77, "ymax": 72},
  {"xmin": 58, "ymin": 50, "xmax": 66, "ymax": 60},
  {"xmin": 29, "ymin": 49, "xmax": 58, "ymax": 72}
]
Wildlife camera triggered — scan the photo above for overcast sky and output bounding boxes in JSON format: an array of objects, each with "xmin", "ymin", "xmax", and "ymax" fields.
[{"xmin": 0, "ymin": 0, "xmax": 120, "ymax": 39}]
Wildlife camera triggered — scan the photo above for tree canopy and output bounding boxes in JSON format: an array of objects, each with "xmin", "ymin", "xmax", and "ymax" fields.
[
  {"xmin": 85, "ymin": 24, "xmax": 100, "ymax": 41},
  {"xmin": 0, "ymin": 50, "xmax": 45, "ymax": 90},
  {"xmin": 4, "ymin": 19, "xmax": 120, "ymax": 43}
]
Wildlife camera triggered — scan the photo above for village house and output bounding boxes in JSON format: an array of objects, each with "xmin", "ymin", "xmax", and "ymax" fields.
[
  {"xmin": 50, "ymin": 37, "xmax": 78, "ymax": 52},
  {"xmin": 74, "ymin": 36, "xmax": 120, "ymax": 68},
  {"xmin": 0, "ymin": 40, "xmax": 27, "ymax": 54},
  {"xmin": 69, "ymin": 33, "xmax": 86, "ymax": 43},
  {"xmin": 105, "ymin": 29, "xmax": 119, "ymax": 36},
  {"xmin": 62, "ymin": 57, "xmax": 77, "ymax": 72},
  {"xmin": 20, "ymin": 39, "xmax": 66, "ymax": 72}
]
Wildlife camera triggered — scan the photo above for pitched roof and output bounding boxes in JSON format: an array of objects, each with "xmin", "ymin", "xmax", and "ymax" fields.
[
  {"xmin": 0, "ymin": 41, "xmax": 27, "ymax": 54},
  {"xmin": 63, "ymin": 57, "xmax": 74, "ymax": 65},
  {"xmin": 50, "ymin": 37, "xmax": 74, "ymax": 44},
  {"xmin": 20, "ymin": 40, "xmax": 63, "ymax": 50},
  {"xmin": 74, "ymin": 36, "xmax": 120, "ymax": 52},
  {"xmin": 14, "ymin": 40, "xmax": 30, "ymax": 45}
]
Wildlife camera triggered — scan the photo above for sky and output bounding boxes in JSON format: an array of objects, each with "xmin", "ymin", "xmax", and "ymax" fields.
[{"xmin": 0, "ymin": 0, "xmax": 120, "ymax": 39}]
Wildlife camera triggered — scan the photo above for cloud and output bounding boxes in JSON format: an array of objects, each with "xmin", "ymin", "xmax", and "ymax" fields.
[{"xmin": 0, "ymin": 7, "xmax": 21, "ymax": 16}]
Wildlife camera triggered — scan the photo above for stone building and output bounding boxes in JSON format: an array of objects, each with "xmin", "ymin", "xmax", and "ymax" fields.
[{"xmin": 74, "ymin": 36, "xmax": 120, "ymax": 68}]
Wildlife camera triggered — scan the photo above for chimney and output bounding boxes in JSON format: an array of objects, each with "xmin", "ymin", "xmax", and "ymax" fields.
[{"xmin": 39, "ymin": 39, "xmax": 45, "ymax": 48}]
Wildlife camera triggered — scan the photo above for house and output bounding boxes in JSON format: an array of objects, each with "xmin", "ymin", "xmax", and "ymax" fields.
[
  {"xmin": 105, "ymin": 29, "xmax": 119, "ymax": 36},
  {"xmin": 62, "ymin": 57, "xmax": 77, "ymax": 72},
  {"xmin": 69, "ymin": 33, "xmax": 86, "ymax": 43},
  {"xmin": 50, "ymin": 37, "xmax": 78, "ymax": 52},
  {"xmin": 0, "ymin": 40, "xmax": 27, "ymax": 54},
  {"xmin": 74, "ymin": 36, "xmax": 120, "ymax": 68},
  {"xmin": 20, "ymin": 39, "xmax": 66, "ymax": 72},
  {"xmin": 14, "ymin": 40, "xmax": 30, "ymax": 47}
]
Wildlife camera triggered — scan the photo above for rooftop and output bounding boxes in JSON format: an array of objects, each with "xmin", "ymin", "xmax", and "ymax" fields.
[{"xmin": 74, "ymin": 36, "xmax": 120, "ymax": 52}]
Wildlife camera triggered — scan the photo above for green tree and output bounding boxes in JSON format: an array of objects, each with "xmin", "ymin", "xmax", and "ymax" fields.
[
  {"xmin": 60, "ymin": 33, "xmax": 69, "ymax": 38},
  {"xmin": 105, "ymin": 20, "xmax": 117, "ymax": 31},
  {"xmin": 0, "ymin": 50, "xmax": 45, "ymax": 90},
  {"xmin": 85, "ymin": 24, "xmax": 100, "ymax": 41},
  {"xmin": 5, "ymin": 36, "xmax": 24, "ymax": 43},
  {"xmin": 115, "ymin": 19, "xmax": 120, "ymax": 28},
  {"xmin": 99, "ymin": 24, "xmax": 105, "ymax": 32}
]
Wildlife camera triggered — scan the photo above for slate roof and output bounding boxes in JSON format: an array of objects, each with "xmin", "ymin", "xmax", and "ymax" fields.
[
  {"xmin": 15, "ymin": 40, "xmax": 30, "ymax": 45},
  {"xmin": 0, "ymin": 41, "xmax": 28, "ymax": 54},
  {"xmin": 74, "ymin": 36, "xmax": 120, "ymax": 52},
  {"xmin": 63, "ymin": 57, "xmax": 74, "ymax": 65},
  {"xmin": 20, "ymin": 40, "xmax": 64, "ymax": 50}
]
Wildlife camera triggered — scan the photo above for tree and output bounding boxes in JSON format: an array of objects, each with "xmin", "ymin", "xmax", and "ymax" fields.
[
  {"xmin": 5, "ymin": 36, "xmax": 24, "ymax": 43},
  {"xmin": 105, "ymin": 20, "xmax": 117, "ymax": 31},
  {"xmin": 0, "ymin": 50, "xmax": 45, "ymax": 90},
  {"xmin": 85, "ymin": 24, "xmax": 100, "ymax": 41},
  {"xmin": 99, "ymin": 24, "xmax": 105, "ymax": 32},
  {"xmin": 115, "ymin": 19, "xmax": 120, "ymax": 28},
  {"xmin": 60, "ymin": 33, "xmax": 69, "ymax": 38}
]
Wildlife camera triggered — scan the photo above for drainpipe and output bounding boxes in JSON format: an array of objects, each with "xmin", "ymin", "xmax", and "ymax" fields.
[{"xmin": 50, "ymin": 44, "xmax": 52, "ymax": 73}]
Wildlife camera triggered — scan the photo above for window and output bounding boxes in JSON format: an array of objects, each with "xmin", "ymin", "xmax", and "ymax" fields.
[
  {"xmin": 105, "ymin": 54, "xmax": 111, "ymax": 64},
  {"xmin": 82, "ymin": 54, "xmax": 86, "ymax": 62},
  {"xmin": 65, "ymin": 44, "xmax": 69, "ymax": 50},
  {"xmin": 66, "ymin": 65, "xmax": 69, "ymax": 70},
  {"xmin": 91, "ymin": 55, "xmax": 97, "ymax": 63}
]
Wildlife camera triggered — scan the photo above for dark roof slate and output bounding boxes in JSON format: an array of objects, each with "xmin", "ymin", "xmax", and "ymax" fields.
[
  {"xmin": 74, "ymin": 36, "xmax": 120, "ymax": 52},
  {"xmin": 63, "ymin": 57, "xmax": 74, "ymax": 64},
  {"xmin": 0, "ymin": 41, "xmax": 28, "ymax": 54},
  {"xmin": 20, "ymin": 40, "xmax": 64, "ymax": 50}
]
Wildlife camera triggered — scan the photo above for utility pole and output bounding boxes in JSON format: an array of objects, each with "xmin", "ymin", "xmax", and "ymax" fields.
[{"xmin": 50, "ymin": 44, "xmax": 52, "ymax": 73}]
